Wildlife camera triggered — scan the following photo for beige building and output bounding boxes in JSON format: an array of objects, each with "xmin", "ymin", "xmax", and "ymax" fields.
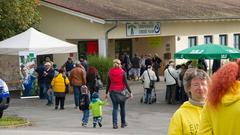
[{"xmin": 39, "ymin": 0, "xmax": 240, "ymax": 68}]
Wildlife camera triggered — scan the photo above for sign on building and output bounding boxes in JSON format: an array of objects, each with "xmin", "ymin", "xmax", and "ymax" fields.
[{"xmin": 126, "ymin": 23, "xmax": 160, "ymax": 36}]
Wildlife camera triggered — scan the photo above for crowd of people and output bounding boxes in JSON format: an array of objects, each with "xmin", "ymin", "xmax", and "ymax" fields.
[
  {"xmin": 118, "ymin": 53, "xmax": 162, "ymax": 82},
  {"xmin": 2, "ymin": 52, "xmax": 240, "ymax": 134},
  {"xmin": 33, "ymin": 56, "xmax": 134, "ymax": 129}
]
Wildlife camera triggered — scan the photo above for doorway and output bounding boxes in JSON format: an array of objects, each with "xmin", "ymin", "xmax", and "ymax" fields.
[
  {"xmin": 78, "ymin": 41, "xmax": 98, "ymax": 59},
  {"xmin": 115, "ymin": 39, "xmax": 132, "ymax": 58},
  {"xmin": 37, "ymin": 54, "xmax": 53, "ymax": 65}
]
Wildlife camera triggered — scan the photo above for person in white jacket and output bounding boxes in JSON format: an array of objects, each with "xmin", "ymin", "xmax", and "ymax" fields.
[
  {"xmin": 164, "ymin": 60, "xmax": 178, "ymax": 104},
  {"xmin": 141, "ymin": 65, "xmax": 157, "ymax": 104}
]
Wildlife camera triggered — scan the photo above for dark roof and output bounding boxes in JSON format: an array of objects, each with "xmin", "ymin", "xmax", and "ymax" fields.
[{"xmin": 42, "ymin": 0, "xmax": 240, "ymax": 21}]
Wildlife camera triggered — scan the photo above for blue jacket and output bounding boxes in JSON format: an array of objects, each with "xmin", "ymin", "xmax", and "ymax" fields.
[
  {"xmin": 0, "ymin": 79, "xmax": 10, "ymax": 110},
  {"xmin": 79, "ymin": 94, "xmax": 90, "ymax": 111}
]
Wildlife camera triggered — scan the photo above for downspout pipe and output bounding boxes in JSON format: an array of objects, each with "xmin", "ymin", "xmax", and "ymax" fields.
[{"xmin": 105, "ymin": 21, "xmax": 118, "ymax": 57}]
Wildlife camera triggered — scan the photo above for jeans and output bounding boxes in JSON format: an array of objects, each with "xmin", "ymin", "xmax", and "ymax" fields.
[
  {"xmin": 73, "ymin": 86, "xmax": 81, "ymax": 107},
  {"xmin": 144, "ymin": 88, "xmax": 152, "ymax": 104},
  {"xmin": 43, "ymin": 83, "xmax": 52, "ymax": 104},
  {"xmin": 82, "ymin": 109, "xmax": 90, "ymax": 124},
  {"xmin": 110, "ymin": 92, "xmax": 126, "ymax": 125}
]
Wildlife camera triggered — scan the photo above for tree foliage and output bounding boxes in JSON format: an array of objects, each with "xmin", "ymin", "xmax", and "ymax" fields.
[{"xmin": 0, "ymin": 0, "xmax": 41, "ymax": 41}]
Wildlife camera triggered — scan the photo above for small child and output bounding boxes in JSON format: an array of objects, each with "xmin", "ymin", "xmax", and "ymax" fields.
[
  {"xmin": 89, "ymin": 92, "xmax": 107, "ymax": 128},
  {"xmin": 79, "ymin": 85, "xmax": 90, "ymax": 127}
]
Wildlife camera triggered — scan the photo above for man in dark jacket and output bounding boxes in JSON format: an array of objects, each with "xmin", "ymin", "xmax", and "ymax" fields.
[
  {"xmin": 62, "ymin": 57, "xmax": 74, "ymax": 76},
  {"xmin": 130, "ymin": 54, "xmax": 141, "ymax": 80},
  {"xmin": 152, "ymin": 53, "xmax": 162, "ymax": 82},
  {"xmin": 35, "ymin": 61, "xmax": 45, "ymax": 99},
  {"xmin": 42, "ymin": 62, "xmax": 54, "ymax": 105}
]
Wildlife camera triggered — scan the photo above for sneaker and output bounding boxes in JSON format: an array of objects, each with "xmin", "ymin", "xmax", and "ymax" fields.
[
  {"xmin": 46, "ymin": 103, "xmax": 52, "ymax": 106},
  {"xmin": 82, "ymin": 123, "xmax": 87, "ymax": 127},
  {"xmin": 93, "ymin": 124, "xmax": 96, "ymax": 128},
  {"xmin": 121, "ymin": 123, "xmax": 128, "ymax": 128},
  {"xmin": 55, "ymin": 106, "xmax": 58, "ymax": 110},
  {"xmin": 98, "ymin": 122, "xmax": 102, "ymax": 127},
  {"xmin": 113, "ymin": 124, "xmax": 118, "ymax": 129}
]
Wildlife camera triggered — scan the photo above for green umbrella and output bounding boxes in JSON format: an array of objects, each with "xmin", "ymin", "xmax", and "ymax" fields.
[{"xmin": 174, "ymin": 43, "xmax": 240, "ymax": 59}]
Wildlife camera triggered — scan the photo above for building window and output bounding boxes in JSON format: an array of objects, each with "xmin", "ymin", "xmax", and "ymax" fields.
[
  {"xmin": 234, "ymin": 34, "xmax": 240, "ymax": 49},
  {"xmin": 219, "ymin": 34, "xmax": 227, "ymax": 46},
  {"xmin": 188, "ymin": 36, "xmax": 197, "ymax": 47},
  {"xmin": 204, "ymin": 35, "xmax": 213, "ymax": 44}
]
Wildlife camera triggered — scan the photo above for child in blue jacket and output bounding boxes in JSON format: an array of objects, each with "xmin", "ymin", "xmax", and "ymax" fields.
[{"xmin": 79, "ymin": 85, "xmax": 90, "ymax": 127}]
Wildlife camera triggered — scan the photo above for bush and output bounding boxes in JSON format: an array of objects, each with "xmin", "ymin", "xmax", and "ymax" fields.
[{"xmin": 87, "ymin": 56, "xmax": 113, "ymax": 84}]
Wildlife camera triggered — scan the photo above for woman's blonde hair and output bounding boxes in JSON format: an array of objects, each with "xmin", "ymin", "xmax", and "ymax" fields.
[{"xmin": 113, "ymin": 59, "xmax": 121, "ymax": 68}]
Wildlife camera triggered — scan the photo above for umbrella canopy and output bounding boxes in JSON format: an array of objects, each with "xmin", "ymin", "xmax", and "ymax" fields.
[
  {"xmin": 0, "ymin": 28, "xmax": 77, "ymax": 55},
  {"xmin": 174, "ymin": 44, "xmax": 240, "ymax": 59}
]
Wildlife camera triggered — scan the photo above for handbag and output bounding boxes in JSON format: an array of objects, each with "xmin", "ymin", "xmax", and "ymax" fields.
[
  {"xmin": 113, "ymin": 89, "xmax": 130, "ymax": 101},
  {"xmin": 120, "ymin": 89, "xmax": 130, "ymax": 99},
  {"xmin": 147, "ymin": 70, "xmax": 155, "ymax": 88}
]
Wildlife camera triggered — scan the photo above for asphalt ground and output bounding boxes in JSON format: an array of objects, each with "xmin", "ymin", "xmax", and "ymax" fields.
[{"xmin": 1, "ymin": 78, "xmax": 180, "ymax": 135}]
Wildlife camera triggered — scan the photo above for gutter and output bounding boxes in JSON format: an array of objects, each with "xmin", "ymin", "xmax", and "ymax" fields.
[
  {"xmin": 105, "ymin": 21, "xmax": 118, "ymax": 57},
  {"xmin": 105, "ymin": 18, "xmax": 240, "ymax": 23}
]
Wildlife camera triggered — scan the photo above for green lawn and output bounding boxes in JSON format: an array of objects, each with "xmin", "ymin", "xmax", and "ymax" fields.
[{"xmin": 0, "ymin": 116, "xmax": 28, "ymax": 127}]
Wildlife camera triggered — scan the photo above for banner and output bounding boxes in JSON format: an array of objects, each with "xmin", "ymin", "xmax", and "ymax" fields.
[
  {"xmin": 127, "ymin": 23, "xmax": 160, "ymax": 36},
  {"xmin": 148, "ymin": 37, "xmax": 162, "ymax": 48},
  {"xmin": 19, "ymin": 51, "xmax": 38, "ymax": 97}
]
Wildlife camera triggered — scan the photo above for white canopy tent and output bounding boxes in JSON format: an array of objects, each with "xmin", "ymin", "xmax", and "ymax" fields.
[{"xmin": 0, "ymin": 28, "xmax": 77, "ymax": 55}]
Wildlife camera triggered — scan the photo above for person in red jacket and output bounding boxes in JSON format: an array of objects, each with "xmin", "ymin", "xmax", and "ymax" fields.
[{"xmin": 105, "ymin": 59, "xmax": 133, "ymax": 129}]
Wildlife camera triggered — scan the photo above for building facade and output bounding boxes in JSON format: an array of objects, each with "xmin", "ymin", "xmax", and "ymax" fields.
[{"xmin": 39, "ymin": 0, "xmax": 240, "ymax": 69}]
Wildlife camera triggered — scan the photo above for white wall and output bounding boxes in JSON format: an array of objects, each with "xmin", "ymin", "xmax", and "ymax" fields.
[{"xmin": 39, "ymin": 6, "xmax": 240, "ymax": 66}]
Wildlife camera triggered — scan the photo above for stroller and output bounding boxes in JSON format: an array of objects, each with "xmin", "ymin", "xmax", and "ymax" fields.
[{"xmin": 140, "ymin": 87, "xmax": 157, "ymax": 104}]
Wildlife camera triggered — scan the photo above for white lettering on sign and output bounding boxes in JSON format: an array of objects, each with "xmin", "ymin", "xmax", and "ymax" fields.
[
  {"xmin": 221, "ymin": 55, "xmax": 227, "ymax": 59},
  {"xmin": 189, "ymin": 50, "xmax": 204, "ymax": 54},
  {"xmin": 227, "ymin": 49, "xmax": 239, "ymax": 53},
  {"xmin": 126, "ymin": 23, "xmax": 160, "ymax": 36}
]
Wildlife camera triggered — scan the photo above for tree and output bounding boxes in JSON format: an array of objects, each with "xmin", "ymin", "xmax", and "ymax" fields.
[{"xmin": 0, "ymin": 0, "xmax": 41, "ymax": 41}]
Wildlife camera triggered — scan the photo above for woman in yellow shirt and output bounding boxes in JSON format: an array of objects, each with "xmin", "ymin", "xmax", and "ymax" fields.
[
  {"xmin": 198, "ymin": 60, "xmax": 240, "ymax": 135},
  {"xmin": 168, "ymin": 68, "xmax": 210, "ymax": 135}
]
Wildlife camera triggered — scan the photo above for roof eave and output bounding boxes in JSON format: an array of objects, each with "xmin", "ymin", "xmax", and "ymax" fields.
[
  {"xmin": 40, "ymin": 1, "xmax": 106, "ymax": 24},
  {"xmin": 105, "ymin": 18, "xmax": 240, "ymax": 23}
]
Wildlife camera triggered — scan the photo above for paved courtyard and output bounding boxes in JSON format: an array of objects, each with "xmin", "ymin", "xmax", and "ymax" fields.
[{"xmin": 1, "ymin": 78, "xmax": 179, "ymax": 135}]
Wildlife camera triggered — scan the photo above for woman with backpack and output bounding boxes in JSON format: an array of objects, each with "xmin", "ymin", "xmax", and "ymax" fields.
[{"xmin": 86, "ymin": 66, "xmax": 101, "ymax": 100}]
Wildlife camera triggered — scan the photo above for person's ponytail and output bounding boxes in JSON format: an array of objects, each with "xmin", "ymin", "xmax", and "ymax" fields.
[{"xmin": 208, "ymin": 61, "xmax": 239, "ymax": 108}]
